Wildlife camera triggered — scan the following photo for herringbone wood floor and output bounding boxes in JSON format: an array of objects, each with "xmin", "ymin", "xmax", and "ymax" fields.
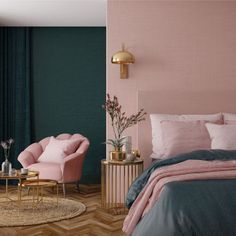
[{"xmin": 0, "ymin": 184, "xmax": 127, "ymax": 236}]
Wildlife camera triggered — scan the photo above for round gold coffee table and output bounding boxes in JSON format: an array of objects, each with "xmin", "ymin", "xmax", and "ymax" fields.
[
  {"xmin": 0, "ymin": 170, "xmax": 39, "ymax": 203},
  {"xmin": 20, "ymin": 179, "xmax": 58, "ymax": 207}
]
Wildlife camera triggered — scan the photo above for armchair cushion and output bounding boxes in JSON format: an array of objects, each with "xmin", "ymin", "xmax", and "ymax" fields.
[
  {"xmin": 28, "ymin": 162, "xmax": 62, "ymax": 181},
  {"xmin": 38, "ymin": 136, "xmax": 81, "ymax": 164}
]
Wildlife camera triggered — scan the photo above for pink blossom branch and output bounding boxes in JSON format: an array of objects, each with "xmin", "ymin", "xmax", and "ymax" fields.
[{"xmin": 102, "ymin": 94, "xmax": 146, "ymax": 150}]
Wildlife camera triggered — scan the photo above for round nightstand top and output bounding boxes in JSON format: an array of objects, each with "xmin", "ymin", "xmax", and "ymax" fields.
[{"xmin": 101, "ymin": 158, "xmax": 143, "ymax": 166}]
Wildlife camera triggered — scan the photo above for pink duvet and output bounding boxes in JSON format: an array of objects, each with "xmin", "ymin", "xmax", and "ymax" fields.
[{"xmin": 123, "ymin": 159, "xmax": 236, "ymax": 236}]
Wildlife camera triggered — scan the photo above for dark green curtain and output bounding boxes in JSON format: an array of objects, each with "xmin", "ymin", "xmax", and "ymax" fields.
[{"xmin": 0, "ymin": 27, "xmax": 31, "ymax": 169}]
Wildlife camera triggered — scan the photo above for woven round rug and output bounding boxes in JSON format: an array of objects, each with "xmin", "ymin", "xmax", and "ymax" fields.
[{"xmin": 0, "ymin": 196, "xmax": 86, "ymax": 227}]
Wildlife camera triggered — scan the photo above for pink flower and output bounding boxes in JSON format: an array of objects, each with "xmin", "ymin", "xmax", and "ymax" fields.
[{"xmin": 102, "ymin": 94, "xmax": 146, "ymax": 150}]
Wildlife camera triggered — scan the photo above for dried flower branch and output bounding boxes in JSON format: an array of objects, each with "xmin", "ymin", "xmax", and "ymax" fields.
[
  {"xmin": 1, "ymin": 138, "xmax": 14, "ymax": 159},
  {"xmin": 102, "ymin": 94, "xmax": 146, "ymax": 151}
]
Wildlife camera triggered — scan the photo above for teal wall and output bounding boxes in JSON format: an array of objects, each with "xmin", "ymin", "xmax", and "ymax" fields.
[{"xmin": 31, "ymin": 27, "xmax": 106, "ymax": 183}]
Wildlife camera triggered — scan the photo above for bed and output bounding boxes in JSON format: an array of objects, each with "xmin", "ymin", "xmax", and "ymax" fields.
[{"xmin": 122, "ymin": 90, "xmax": 236, "ymax": 236}]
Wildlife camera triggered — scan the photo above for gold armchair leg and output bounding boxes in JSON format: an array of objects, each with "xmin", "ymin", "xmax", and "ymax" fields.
[{"xmin": 62, "ymin": 183, "xmax": 66, "ymax": 197}]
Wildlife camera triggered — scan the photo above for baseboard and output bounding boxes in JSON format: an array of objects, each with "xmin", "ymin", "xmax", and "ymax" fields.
[{"xmin": 80, "ymin": 174, "xmax": 101, "ymax": 184}]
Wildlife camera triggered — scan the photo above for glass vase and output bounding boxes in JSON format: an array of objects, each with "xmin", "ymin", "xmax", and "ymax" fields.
[
  {"xmin": 2, "ymin": 157, "xmax": 12, "ymax": 174},
  {"xmin": 122, "ymin": 136, "xmax": 132, "ymax": 154}
]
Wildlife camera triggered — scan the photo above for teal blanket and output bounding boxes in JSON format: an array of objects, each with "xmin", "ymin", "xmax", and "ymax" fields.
[
  {"xmin": 133, "ymin": 179, "xmax": 236, "ymax": 236},
  {"xmin": 126, "ymin": 150, "xmax": 236, "ymax": 236},
  {"xmin": 127, "ymin": 149, "xmax": 236, "ymax": 208}
]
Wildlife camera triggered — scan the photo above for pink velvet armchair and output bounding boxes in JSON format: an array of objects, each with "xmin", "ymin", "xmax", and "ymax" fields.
[{"xmin": 18, "ymin": 133, "xmax": 89, "ymax": 196}]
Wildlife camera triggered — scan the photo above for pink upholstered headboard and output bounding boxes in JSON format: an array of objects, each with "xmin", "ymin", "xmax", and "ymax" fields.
[{"xmin": 137, "ymin": 90, "xmax": 236, "ymax": 168}]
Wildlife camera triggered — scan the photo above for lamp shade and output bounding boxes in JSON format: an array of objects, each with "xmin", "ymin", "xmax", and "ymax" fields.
[
  {"xmin": 111, "ymin": 45, "xmax": 135, "ymax": 79},
  {"xmin": 111, "ymin": 50, "xmax": 135, "ymax": 64}
]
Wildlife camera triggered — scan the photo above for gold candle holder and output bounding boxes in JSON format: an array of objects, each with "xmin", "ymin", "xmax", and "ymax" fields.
[{"xmin": 132, "ymin": 149, "xmax": 141, "ymax": 158}]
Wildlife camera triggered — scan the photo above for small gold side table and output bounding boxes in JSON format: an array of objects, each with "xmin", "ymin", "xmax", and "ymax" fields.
[
  {"xmin": 101, "ymin": 159, "xmax": 143, "ymax": 214},
  {"xmin": 0, "ymin": 170, "xmax": 39, "ymax": 203},
  {"xmin": 20, "ymin": 179, "xmax": 59, "ymax": 207}
]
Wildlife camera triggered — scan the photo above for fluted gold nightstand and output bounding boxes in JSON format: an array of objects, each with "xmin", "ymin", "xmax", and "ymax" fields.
[{"xmin": 101, "ymin": 159, "xmax": 143, "ymax": 214}]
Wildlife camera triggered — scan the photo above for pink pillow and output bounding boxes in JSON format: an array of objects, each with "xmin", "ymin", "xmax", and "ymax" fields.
[
  {"xmin": 38, "ymin": 137, "xmax": 81, "ymax": 163},
  {"xmin": 226, "ymin": 121, "xmax": 236, "ymax": 125},
  {"xmin": 205, "ymin": 123, "xmax": 236, "ymax": 150},
  {"xmin": 150, "ymin": 113, "xmax": 222, "ymax": 159},
  {"xmin": 160, "ymin": 120, "xmax": 211, "ymax": 158}
]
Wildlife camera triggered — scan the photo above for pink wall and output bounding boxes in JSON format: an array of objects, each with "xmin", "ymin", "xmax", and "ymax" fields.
[{"xmin": 107, "ymin": 0, "xmax": 236, "ymax": 157}]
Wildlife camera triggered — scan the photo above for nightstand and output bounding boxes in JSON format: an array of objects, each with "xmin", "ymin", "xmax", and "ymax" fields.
[{"xmin": 101, "ymin": 159, "xmax": 143, "ymax": 214}]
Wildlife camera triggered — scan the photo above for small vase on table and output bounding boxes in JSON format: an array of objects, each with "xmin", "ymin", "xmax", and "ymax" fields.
[
  {"xmin": 1, "ymin": 138, "xmax": 14, "ymax": 174},
  {"xmin": 2, "ymin": 156, "xmax": 12, "ymax": 174}
]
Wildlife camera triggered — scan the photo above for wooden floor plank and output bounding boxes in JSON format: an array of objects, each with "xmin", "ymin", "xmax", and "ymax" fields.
[{"xmin": 0, "ymin": 184, "xmax": 127, "ymax": 236}]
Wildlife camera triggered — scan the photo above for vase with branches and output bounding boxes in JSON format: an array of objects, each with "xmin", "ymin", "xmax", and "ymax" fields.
[
  {"xmin": 102, "ymin": 94, "xmax": 146, "ymax": 160},
  {"xmin": 1, "ymin": 138, "xmax": 14, "ymax": 174}
]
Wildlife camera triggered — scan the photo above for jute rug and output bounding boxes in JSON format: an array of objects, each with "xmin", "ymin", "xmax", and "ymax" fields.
[{"xmin": 0, "ymin": 196, "xmax": 86, "ymax": 227}]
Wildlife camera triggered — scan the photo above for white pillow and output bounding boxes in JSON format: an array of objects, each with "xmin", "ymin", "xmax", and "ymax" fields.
[
  {"xmin": 205, "ymin": 123, "xmax": 236, "ymax": 150},
  {"xmin": 150, "ymin": 113, "xmax": 222, "ymax": 159},
  {"xmin": 38, "ymin": 137, "xmax": 80, "ymax": 163}
]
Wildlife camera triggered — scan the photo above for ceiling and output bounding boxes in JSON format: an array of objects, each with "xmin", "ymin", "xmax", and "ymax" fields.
[{"xmin": 0, "ymin": 0, "xmax": 106, "ymax": 26}]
